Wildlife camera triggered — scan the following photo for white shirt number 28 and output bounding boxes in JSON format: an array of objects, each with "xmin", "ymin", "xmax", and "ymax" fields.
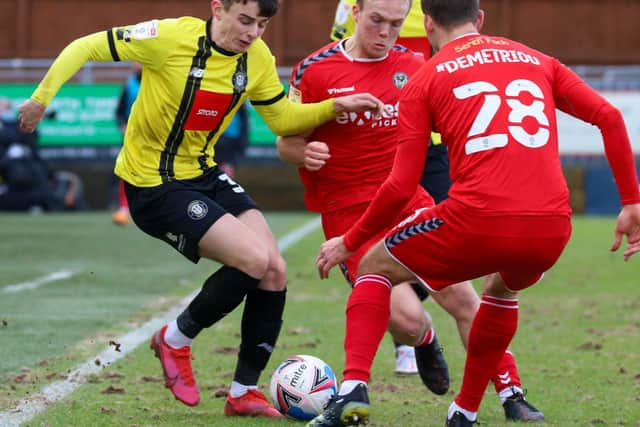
[{"xmin": 453, "ymin": 79, "xmax": 550, "ymax": 155}]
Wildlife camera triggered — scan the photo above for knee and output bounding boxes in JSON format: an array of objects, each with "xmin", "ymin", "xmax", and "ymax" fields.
[
  {"xmin": 389, "ymin": 307, "xmax": 430, "ymax": 346},
  {"xmin": 261, "ymin": 254, "xmax": 287, "ymax": 291},
  {"xmin": 437, "ymin": 281, "xmax": 480, "ymax": 322},
  {"xmin": 240, "ymin": 244, "xmax": 270, "ymax": 280}
]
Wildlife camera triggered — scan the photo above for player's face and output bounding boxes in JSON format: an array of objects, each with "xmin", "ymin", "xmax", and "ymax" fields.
[
  {"xmin": 210, "ymin": 0, "xmax": 270, "ymax": 53},
  {"xmin": 353, "ymin": 0, "xmax": 409, "ymax": 58}
]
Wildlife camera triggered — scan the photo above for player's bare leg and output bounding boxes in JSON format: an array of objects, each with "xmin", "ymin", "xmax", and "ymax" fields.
[{"xmin": 389, "ymin": 283, "xmax": 449, "ymax": 394}]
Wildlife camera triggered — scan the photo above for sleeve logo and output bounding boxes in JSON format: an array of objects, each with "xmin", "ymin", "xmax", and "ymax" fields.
[
  {"xmin": 131, "ymin": 20, "xmax": 159, "ymax": 40},
  {"xmin": 116, "ymin": 20, "xmax": 159, "ymax": 42},
  {"xmin": 288, "ymin": 86, "xmax": 302, "ymax": 103},
  {"xmin": 335, "ymin": 1, "xmax": 352, "ymax": 25}
]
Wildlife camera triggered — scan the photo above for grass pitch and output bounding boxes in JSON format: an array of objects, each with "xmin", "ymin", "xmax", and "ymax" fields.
[{"xmin": 0, "ymin": 212, "xmax": 638, "ymax": 426}]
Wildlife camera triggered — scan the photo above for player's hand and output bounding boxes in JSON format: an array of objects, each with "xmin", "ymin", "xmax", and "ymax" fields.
[
  {"xmin": 18, "ymin": 99, "xmax": 46, "ymax": 133},
  {"xmin": 333, "ymin": 93, "xmax": 384, "ymax": 117},
  {"xmin": 316, "ymin": 236, "xmax": 352, "ymax": 279},
  {"xmin": 610, "ymin": 203, "xmax": 640, "ymax": 261},
  {"xmin": 304, "ymin": 141, "xmax": 330, "ymax": 171}
]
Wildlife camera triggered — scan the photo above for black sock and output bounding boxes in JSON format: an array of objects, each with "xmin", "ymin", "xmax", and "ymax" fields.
[
  {"xmin": 177, "ymin": 266, "xmax": 260, "ymax": 338},
  {"xmin": 233, "ymin": 288, "xmax": 286, "ymax": 385}
]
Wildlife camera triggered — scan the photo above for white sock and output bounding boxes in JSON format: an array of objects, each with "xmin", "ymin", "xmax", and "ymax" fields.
[
  {"xmin": 163, "ymin": 320, "xmax": 193, "ymax": 349},
  {"xmin": 339, "ymin": 380, "xmax": 366, "ymax": 396},
  {"xmin": 448, "ymin": 401, "xmax": 477, "ymax": 422},
  {"xmin": 498, "ymin": 385, "xmax": 524, "ymax": 404},
  {"xmin": 229, "ymin": 381, "xmax": 258, "ymax": 398}
]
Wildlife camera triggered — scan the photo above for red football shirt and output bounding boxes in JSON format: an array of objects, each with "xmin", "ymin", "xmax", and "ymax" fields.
[
  {"xmin": 345, "ymin": 34, "xmax": 639, "ymax": 250},
  {"xmin": 289, "ymin": 40, "xmax": 426, "ymax": 213}
]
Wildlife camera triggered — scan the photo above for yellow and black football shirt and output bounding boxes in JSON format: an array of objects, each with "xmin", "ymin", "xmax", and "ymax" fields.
[{"xmin": 31, "ymin": 17, "xmax": 336, "ymax": 186}]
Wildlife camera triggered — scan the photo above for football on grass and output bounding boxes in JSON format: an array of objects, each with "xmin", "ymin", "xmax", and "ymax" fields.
[{"xmin": 269, "ymin": 354, "xmax": 338, "ymax": 420}]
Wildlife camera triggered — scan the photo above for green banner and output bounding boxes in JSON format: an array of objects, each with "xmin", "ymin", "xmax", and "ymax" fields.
[
  {"xmin": 1, "ymin": 83, "xmax": 279, "ymax": 147},
  {"xmin": 1, "ymin": 83, "xmax": 122, "ymax": 145}
]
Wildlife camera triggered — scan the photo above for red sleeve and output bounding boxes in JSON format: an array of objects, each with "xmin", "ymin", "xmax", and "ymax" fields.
[
  {"xmin": 553, "ymin": 60, "xmax": 640, "ymax": 205},
  {"xmin": 343, "ymin": 80, "xmax": 431, "ymax": 251}
]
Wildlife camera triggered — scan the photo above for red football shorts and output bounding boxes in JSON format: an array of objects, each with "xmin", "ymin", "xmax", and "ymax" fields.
[
  {"xmin": 322, "ymin": 188, "xmax": 435, "ymax": 284},
  {"xmin": 383, "ymin": 199, "xmax": 572, "ymax": 292}
]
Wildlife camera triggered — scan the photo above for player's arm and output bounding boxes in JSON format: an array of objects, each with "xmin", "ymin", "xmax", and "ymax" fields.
[
  {"xmin": 553, "ymin": 60, "xmax": 640, "ymax": 259},
  {"xmin": 250, "ymin": 47, "xmax": 382, "ymax": 136},
  {"xmin": 553, "ymin": 60, "xmax": 640, "ymax": 206},
  {"xmin": 19, "ymin": 20, "xmax": 169, "ymax": 133},
  {"xmin": 276, "ymin": 131, "xmax": 331, "ymax": 172},
  {"xmin": 254, "ymin": 93, "xmax": 382, "ymax": 137},
  {"xmin": 18, "ymin": 31, "xmax": 114, "ymax": 132}
]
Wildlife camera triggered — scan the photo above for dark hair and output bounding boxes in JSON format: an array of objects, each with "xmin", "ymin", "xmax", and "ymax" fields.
[
  {"xmin": 421, "ymin": 0, "xmax": 478, "ymax": 28},
  {"xmin": 221, "ymin": 0, "xmax": 279, "ymax": 18}
]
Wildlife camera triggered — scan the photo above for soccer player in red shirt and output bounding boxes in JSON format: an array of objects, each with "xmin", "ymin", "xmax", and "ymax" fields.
[
  {"xmin": 312, "ymin": 0, "xmax": 640, "ymax": 426},
  {"xmin": 280, "ymin": 0, "xmax": 451, "ymax": 396},
  {"xmin": 323, "ymin": 2, "xmax": 544, "ymax": 421},
  {"xmin": 281, "ymin": 0, "xmax": 544, "ymax": 423}
]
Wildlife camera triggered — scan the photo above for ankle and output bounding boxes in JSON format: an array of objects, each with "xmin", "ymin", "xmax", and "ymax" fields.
[
  {"xmin": 164, "ymin": 320, "xmax": 193, "ymax": 349},
  {"xmin": 339, "ymin": 380, "xmax": 366, "ymax": 395},
  {"xmin": 229, "ymin": 381, "xmax": 257, "ymax": 398},
  {"xmin": 448, "ymin": 401, "xmax": 477, "ymax": 422}
]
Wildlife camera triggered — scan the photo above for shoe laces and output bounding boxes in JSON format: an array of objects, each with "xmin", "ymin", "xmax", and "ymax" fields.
[
  {"xmin": 507, "ymin": 386, "xmax": 526, "ymax": 401},
  {"xmin": 170, "ymin": 346, "xmax": 195, "ymax": 386}
]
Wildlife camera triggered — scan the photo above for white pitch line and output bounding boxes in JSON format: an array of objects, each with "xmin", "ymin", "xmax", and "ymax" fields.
[
  {"xmin": 2, "ymin": 271, "xmax": 74, "ymax": 294},
  {"xmin": 0, "ymin": 215, "xmax": 321, "ymax": 427}
]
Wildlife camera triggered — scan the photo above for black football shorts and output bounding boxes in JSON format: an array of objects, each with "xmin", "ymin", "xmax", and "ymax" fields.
[
  {"xmin": 420, "ymin": 143, "xmax": 452, "ymax": 204},
  {"xmin": 124, "ymin": 167, "xmax": 258, "ymax": 263}
]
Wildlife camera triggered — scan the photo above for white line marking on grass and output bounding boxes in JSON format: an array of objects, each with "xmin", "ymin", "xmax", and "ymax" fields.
[
  {"xmin": 2, "ymin": 271, "xmax": 74, "ymax": 294},
  {"xmin": 278, "ymin": 216, "xmax": 321, "ymax": 252},
  {"xmin": 0, "ymin": 216, "xmax": 321, "ymax": 427}
]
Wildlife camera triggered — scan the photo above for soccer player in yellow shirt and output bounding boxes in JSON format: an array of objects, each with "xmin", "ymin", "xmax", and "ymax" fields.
[{"xmin": 19, "ymin": 0, "xmax": 383, "ymax": 418}]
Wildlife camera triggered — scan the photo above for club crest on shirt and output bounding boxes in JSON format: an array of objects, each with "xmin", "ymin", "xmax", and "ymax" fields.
[
  {"xmin": 187, "ymin": 200, "xmax": 209, "ymax": 220},
  {"xmin": 393, "ymin": 72, "xmax": 409, "ymax": 89},
  {"xmin": 232, "ymin": 71, "xmax": 248, "ymax": 93}
]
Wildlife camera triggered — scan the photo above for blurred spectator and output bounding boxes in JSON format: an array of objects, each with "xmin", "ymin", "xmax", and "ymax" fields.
[
  {"xmin": 214, "ymin": 101, "xmax": 249, "ymax": 178},
  {"xmin": 0, "ymin": 97, "xmax": 84, "ymax": 212},
  {"xmin": 111, "ymin": 63, "xmax": 142, "ymax": 225}
]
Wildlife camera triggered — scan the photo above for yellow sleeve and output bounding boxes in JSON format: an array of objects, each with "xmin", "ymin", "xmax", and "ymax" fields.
[
  {"xmin": 32, "ymin": 19, "xmax": 175, "ymax": 106},
  {"xmin": 107, "ymin": 19, "xmax": 175, "ymax": 70},
  {"xmin": 31, "ymin": 31, "xmax": 113, "ymax": 106},
  {"xmin": 330, "ymin": 0, "xmax": 356, "ymax": 40},
  {"xmin": 254, "ymin": 97, "xmax": 336, "ymax": 136}
]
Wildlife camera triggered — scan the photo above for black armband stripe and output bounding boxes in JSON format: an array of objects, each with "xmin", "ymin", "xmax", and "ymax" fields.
[
  {"xmin": 106, "ymin": 30, "xmax": 120, "ymax": 62},
  {"xmin": 251, "ymin": 91, "xmax": 285, "ymax": 106}
]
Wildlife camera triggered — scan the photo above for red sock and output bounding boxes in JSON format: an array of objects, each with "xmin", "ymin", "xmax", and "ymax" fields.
[
  {"xmin": 455, "ymin": 295, "xmax": 518, "ymax": 412},
  {"xmin": 118, "ymin": 180, "xmax": 129, "ymax": 209},
  {"xmin": 343, "ymin": 274, "xmax": 392, "ymax": 382},
  {"xmin": 492, "ymin": 350, "xmax": 522, "ymax": 393}
]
